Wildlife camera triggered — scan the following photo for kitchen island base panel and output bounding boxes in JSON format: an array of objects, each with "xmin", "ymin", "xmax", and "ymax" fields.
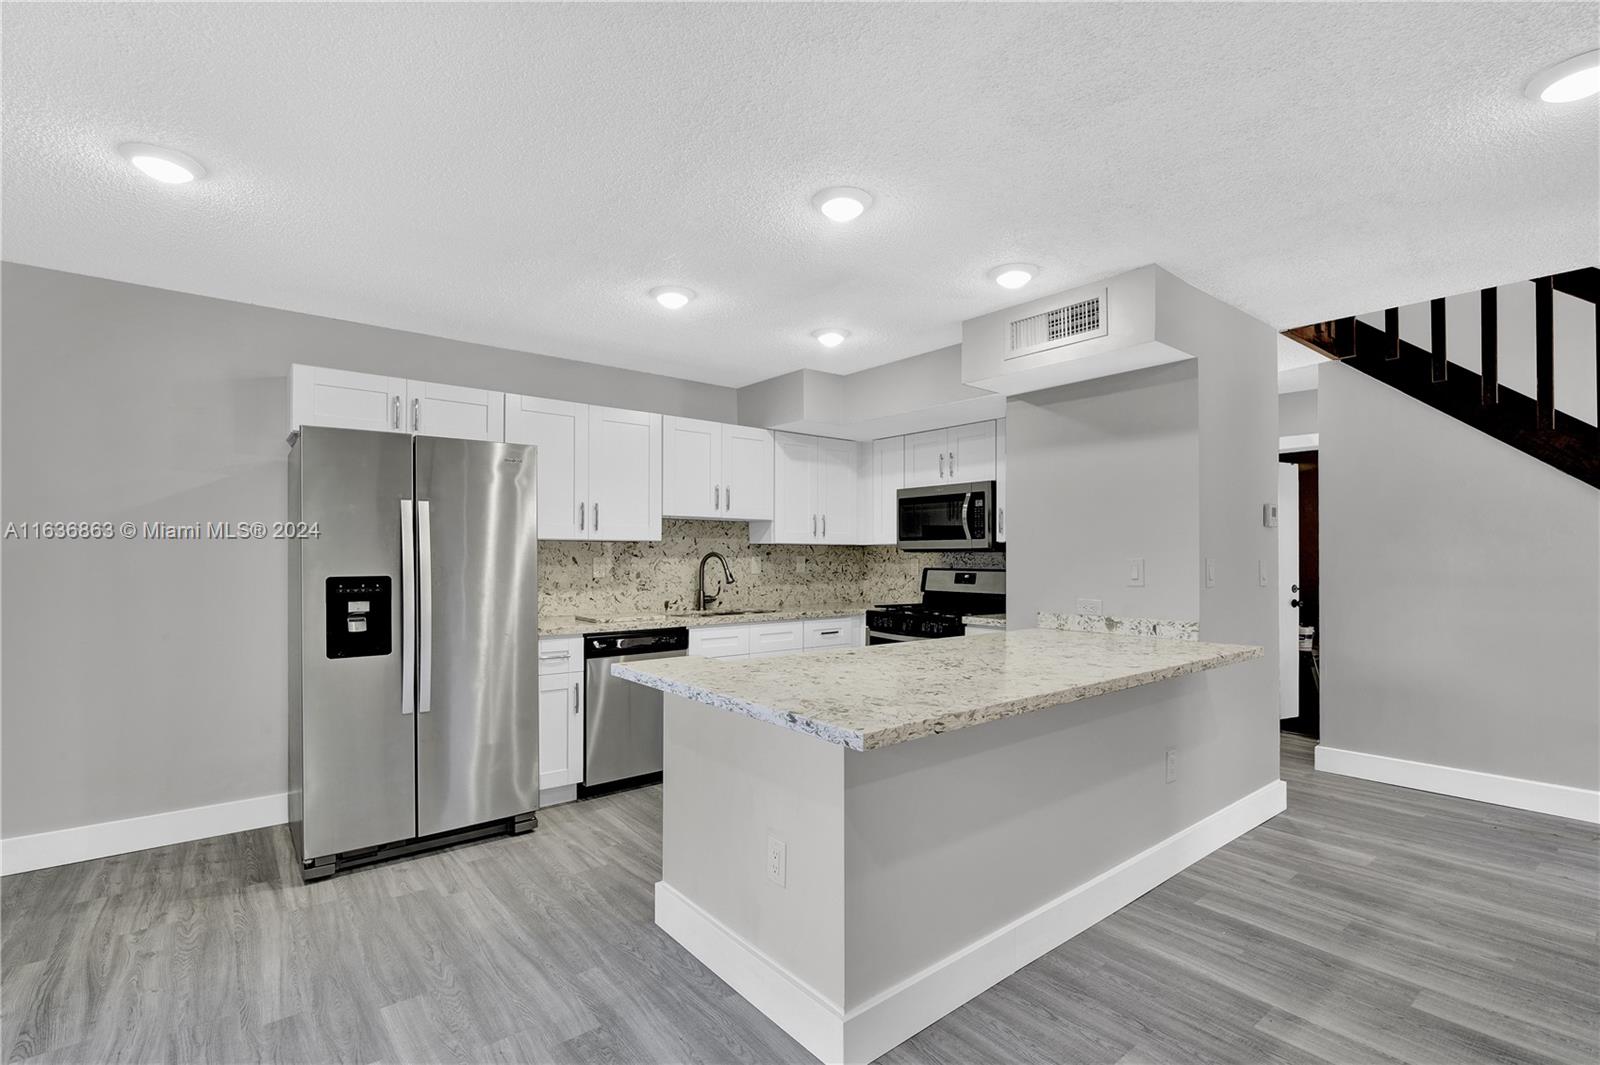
[{"xmin": 656, "ymin": 685, "xmax": 1284, "ymax": 1065}]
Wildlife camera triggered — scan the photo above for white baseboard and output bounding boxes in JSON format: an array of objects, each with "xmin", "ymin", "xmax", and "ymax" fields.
[
  {"xmin": 656, "ymin": 882, "xmax": 847, "ymax": 1063},
  {"xmin": 1, "ymin": 792, "xmax": 288, "ymax": 876},
  {"xmin": 1315, "ymin": 746, "xmax": 1600, "ymax": 825},
  {"xmin": 657, "ymin": 779, "xmax": 1287, "ymax": 1065}
]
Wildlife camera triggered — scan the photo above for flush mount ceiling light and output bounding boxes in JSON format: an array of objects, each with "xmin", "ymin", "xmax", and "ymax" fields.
[
  {"xmin": 812, "ymin": 328, "xmax": 850, "ymax": 348},
  {"xmin": 1526, "ymin": 49, "xmax": 1600, "ymax": 103},
  {"xmin": 650, "ymin": 286, "xmax": 695, "ymax": 310},
  {"xmin": 117, "ymin": 142, "xmax": 205, "ymax": 184},
  {"xmin": 811, "ymin": 187, "xmax": 872, "ymax": 223},
  {"xmin": 988, "ymin": 263, "xmax": 1038, "ymax": 290}
]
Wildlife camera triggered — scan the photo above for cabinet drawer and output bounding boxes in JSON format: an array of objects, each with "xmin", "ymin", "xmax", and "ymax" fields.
[
  {"xmin": 689, "ymin": 626, "xmax": 750, "ymax": 659},
  {"xmin": 803, "ymin": 617, "xmax": 855, "ymax": 650},
  {"xmin": 747, "ymin": 621, "xmax": 803, "ymax": 656},
  {"xmin": 537, "ymin": 637, "xmax": 582, "ymax": 676}
]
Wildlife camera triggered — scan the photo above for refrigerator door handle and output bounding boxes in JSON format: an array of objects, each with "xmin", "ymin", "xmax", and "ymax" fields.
[
  {"xmin": 400, "ymin": 499, "xmax": 416, "ymax": 715},
  {"xmin": 417, "ymin": 499, "xmax": 433, "ymax": 713}
]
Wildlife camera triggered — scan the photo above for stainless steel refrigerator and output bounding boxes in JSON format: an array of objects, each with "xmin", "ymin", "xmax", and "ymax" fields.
[{"xmin": 288, "ymin": 426, "xmax": 540, "ymax": 880}]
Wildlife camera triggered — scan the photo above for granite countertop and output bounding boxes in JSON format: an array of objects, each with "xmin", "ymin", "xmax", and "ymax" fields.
[
  {"xmin": 540, "ymin": 602, "xmax": 874, "ymax": 637},
  {"xmin": 962, "ymin": 613, "xmax": 1007, "ymax": 629},
  {"xmin": 613, "ymin": 628, "xmax": 1262, "ymax": 750}
]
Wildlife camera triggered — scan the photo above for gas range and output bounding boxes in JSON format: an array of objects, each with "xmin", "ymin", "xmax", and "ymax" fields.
[{"xmin": 866, "ymin": 569, "xmax": 1005, "ymax": 644}]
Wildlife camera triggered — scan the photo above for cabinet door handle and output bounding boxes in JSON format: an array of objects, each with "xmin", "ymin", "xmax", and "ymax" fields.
[
  {"xmin": 939, "ymin": 453, "xmax": 945, "ymax": 479},
  {"xmin": 392, "ymin": 395, "xmax": 401, "ymax": 430},
  {"xmin": 822, "ymin": 514, "xmax": 827, "ymax": 537},
  {"xmin": 819, "ymin": 629, "xmax": 840, "ymax": 637},
  {"xmin": 573, "ymin": 682, "xmax": 580, "ymax": 713},
  {"xmin": 725, "ymin": 484, "xmax": 731, "ymax": 511},
  {"xmin": 593, "ymin": 503, "xmax": 599, "ymax": 531},
  {"xmin": 950, "ymin": 451, "xmax": 956, "ymax": 476},
  {"xmin": 539, "ymin": 650, "xmax": 571, "ymax": 661},
  {"xmin": 999, "ymin": 507, "xmax": 1005, "ymax": 534},
  {"xmin": 714, "ymin": 484, "xmax": 720, "ymax": 510},
  {"xmin": 579, "ymin": 502, "xmax": 585, "ymax": 531},
  {"xmin": 411, "ymin": 398, "xmax": 420, "ymax": 432},
  {"xmin": 812, "ymin": 514, "xmax": 817, "ymax": 537}
]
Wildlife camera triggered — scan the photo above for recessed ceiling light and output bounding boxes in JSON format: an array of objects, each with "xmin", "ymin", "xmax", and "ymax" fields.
[
  {"xmin": 812, "ymin": 328, "xmax": 849, "ymax": 348},
  {"xmin": 650, "ymin": 286, "xmax": 695, "ymax": 310},
  {"xmin": 117, "ymin": 142, "xmax": 205, "ymax": 184},
  {"xmin": 811, "ymin": 187, "xmax": 872, "ymax": 223},
  {"xmin": 1526, "ymin": 49, "xmax": 1600, "ymax": 103},
  {"xmin": 988, "ymin": 264, "xmax": 1038, "ymax": 290}
]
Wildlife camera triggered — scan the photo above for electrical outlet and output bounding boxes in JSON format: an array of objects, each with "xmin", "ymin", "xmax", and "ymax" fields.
[
  {"xmin": 766, "ymin": 835, "xmax": 787, "ymax": 887},
  {"xmin": 592, "ymin": 558, "xmax": 608, "ymax": 581},
  {"xmin": 1127, "ymin": 558, "xmax": 1145, "ymax": 587},
  {"xmin": 1204, "ymin": 558, "xmax": 1217, "ymax": 588},
  {"xmin": 1165, "ymin": 748, "xmax": 1178, "ymax": 783},
  {"xmin": 795, "ymin": 557, "xmax": 807, "ymax": 576},
  {"xmin": 1076, "ymin": 597, "xmax": 1104, "ymax": 617},
  {"xmin": 750, "ymin": 558, "xmax": 762, "ymax": 576}
]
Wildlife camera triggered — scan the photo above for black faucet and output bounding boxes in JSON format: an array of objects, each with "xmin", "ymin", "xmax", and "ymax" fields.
[{"xmin": 696, "ymin": 551, "xmax": 737, "ymax": 611}]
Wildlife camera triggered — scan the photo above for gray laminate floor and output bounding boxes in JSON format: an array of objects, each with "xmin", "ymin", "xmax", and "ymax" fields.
[{"xmin": 4, "ymin": 735, "xmax": 1597, "ymax": 1064}]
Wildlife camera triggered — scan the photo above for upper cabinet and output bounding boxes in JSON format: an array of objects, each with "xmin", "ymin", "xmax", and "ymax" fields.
[
  {"xmin": 505, "ymin": 395, "xmax": 661, "ymax": 542},
  {"xmin": 290, "ymin": 365, "xmax": 408, "ymax": 435},
  {"xmin": 662, "ymin": 418, "xmax": 774, "ymax": 521},
  {"xmin": 289, "ymin": 366, "xmax": 502, "ymax": 441},
  {"xmin": 752, "ymin": 432, "xmax": 858, "ymax": 544},
  {"xmin": 865, "ymin": 436, "xmax": 905, "ymax": 546},
  {"xmin": 904, "ymin": 421, "xmax": 997, "ymax": 487}
]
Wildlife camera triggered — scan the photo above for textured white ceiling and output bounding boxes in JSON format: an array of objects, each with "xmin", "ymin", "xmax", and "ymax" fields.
[{"xmin": 4, "ymin": 3, "xmax": 1596, "ymax": 388}]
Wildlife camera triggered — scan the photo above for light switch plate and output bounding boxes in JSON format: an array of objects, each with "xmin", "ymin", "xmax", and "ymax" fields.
[
  {"xmin": 1076, "ymin": 597, "xmax": 1104, "ymax": 617},
  {"xmin": 1127, "ymin": 558, "xmax": 1145, "ymax": 587},
  {"xmin": 766, "ymin": 835, "xmax": 787, "ymax": 887},
  {"xmin": 1258, "ymin": 559, "xmax": 1269, "ymax": 587},
  {"xmin": 1205, "ymin": 558, "xmax": 1217, "ymax": 588}
]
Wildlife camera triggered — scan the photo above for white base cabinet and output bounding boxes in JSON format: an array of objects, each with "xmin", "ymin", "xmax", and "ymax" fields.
[
  {"xmin": 537, "ymin": 637, "xmax": 584, "ymax": 797},
  {"xmin": 688, "ymin": 616, "xmax": 862, "ymax": 660}
]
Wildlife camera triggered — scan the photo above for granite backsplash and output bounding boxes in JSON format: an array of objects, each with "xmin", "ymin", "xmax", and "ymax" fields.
[{"xmin": 539, "ymin": 519, "xmax": 1002, "ymax": 616}]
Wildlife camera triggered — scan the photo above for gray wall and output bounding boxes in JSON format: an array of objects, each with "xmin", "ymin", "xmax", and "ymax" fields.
[
  {"xmin": 1005, "ymin": 363, "xmax": 1201, "ymax": 627},
  {"xmin": 1320, "ymin": 361, "xmax": 1600, "ymax": 790},
  {"xmin": 0, "ymin": 263, "xmax": 736, "ymax": 838},
  {"xmin": 1278, "ymin": 389, "xmax": 1317, "ymax": 437}
]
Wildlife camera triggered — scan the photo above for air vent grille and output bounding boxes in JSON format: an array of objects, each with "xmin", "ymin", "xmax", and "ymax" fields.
[{"xmin": 1006, "ymin": 290, "xmax": 1107, "ymax": 359}]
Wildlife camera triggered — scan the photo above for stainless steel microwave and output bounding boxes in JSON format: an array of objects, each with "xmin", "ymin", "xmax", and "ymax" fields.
[{"xmin": 896, "ymin": 481, "xmax": 998, "ymax": 551}]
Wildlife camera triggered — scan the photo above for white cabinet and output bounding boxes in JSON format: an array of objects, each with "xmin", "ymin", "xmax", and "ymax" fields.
[
  {"xmin": 905, "ymin": 421, "xmax": 997, "ymax": 487},
  {"xmin": 407, "ymin": 380, "xmax": 504, "ymax": 441},
  {"xmin": 588, "ymin": 406, "xmax": 662, "ymax": 541},
  {"xmin": 689, "ymin": 617, "xmax": 861, "ymax": 660},
  {"xmin": 721, "ymin": 425, "xmax": 775, "ymax": 520},
  {"xmin": 755, "ymin": 432, "xmax": 858, "ymax": 544},
  {"xmin": 290, "ymin": 365, "xmax": 408, "ymax": 435},
  {"xmin": 866, "ymin": 436, "xmax": 905, "ymax": 545},
  {"xmin": 506, "ymin": 397, "xmax": 661, "ymax": 542},
  {"xmin": 538, "ymin": 673, "xmax": 583, "ymax": 791},
  {"xmin": 290, "ymin": 366, "xmax": 504, "ymax": 441},
  {"xmin": 663, "ymin": 419, "xmax": 775, "ymax": 521},
  {"xmin": 689, "ymin": 626, "xmax": 751, "ymax": 659},
  {"xmin": 995, "ymin": 420, "xmax": 1008, "ymax": 543},
  {"xmin": 537, "ymin": 638, "xmax": 584, "ymax": 794}
]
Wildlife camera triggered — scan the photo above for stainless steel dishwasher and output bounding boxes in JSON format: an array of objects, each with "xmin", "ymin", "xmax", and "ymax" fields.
[{"xmin": 580, "ymin": 627, "xmax": 689, "ymax": 797}]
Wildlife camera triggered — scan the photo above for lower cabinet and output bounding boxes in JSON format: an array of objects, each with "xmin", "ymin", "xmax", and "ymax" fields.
[
  {"xmin": 537, "ymin": 638, "xmax": 585, "ymax": 798},
  {"xmin": 688, "ymin": 616, "xmax": 862, "ymax": 660}
]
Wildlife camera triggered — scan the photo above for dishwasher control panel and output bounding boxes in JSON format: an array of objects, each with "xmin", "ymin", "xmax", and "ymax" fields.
[{"xmin": 326, "ymin": 576, "xmax": 392, "ymax": 659}]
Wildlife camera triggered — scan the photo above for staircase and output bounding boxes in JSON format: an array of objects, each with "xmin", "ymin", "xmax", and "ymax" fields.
[{"xmin": 1285, "ymin": 268, "xmax": 1599, "ymax": 489}]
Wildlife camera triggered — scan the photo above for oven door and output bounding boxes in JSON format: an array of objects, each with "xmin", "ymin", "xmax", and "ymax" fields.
[
  {"xmin": 896, "ymin": 481, "xmax": 995, "ymax": 551},
  {"xmin": 867, "ymin": 629, "xmax": 924, "ymax": 645}
]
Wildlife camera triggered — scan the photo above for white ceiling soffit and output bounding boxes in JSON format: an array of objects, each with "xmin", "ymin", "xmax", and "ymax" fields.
[{"xmin": 4, "ymin": 3, "xmax": 1596, "ymax": 388}]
